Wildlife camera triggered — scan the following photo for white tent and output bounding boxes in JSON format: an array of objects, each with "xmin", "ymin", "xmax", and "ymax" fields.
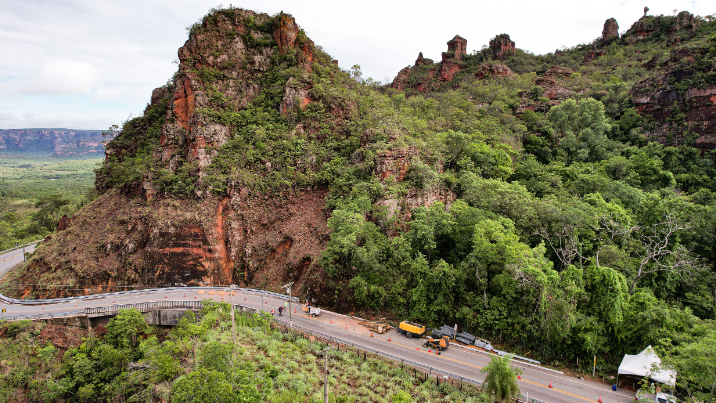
[{"xmin": 618, "ymin": 345, "xmax": 676, "ymax": 387}]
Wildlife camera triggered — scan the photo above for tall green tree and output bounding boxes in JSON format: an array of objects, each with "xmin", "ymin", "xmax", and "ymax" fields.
[{"xmin": 480, "ymin": 355, "xmax": 522, "ymax": 403}]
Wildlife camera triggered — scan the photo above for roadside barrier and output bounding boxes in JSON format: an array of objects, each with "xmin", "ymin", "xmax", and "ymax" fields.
[
  {"xmin": 0, "ymin": 286, "xmax": 299, "ymax": 305},
  {"xmin": 271, "ymin": 318, "xmax": 548, "ymax": 403},
  {"xmin": 0, "ymin": 240, "xmax": 42, "ymax": 257}
]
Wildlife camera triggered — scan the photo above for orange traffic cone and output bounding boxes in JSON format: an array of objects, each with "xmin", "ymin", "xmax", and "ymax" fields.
[
  {"xmin": 428, "ymin": 349, "xmax": 431, "ymax": 353},
  {"xmin": 598, "ymin": 395, "xmax": 602, "ymax": 403},
  {"xmin": 388, "ymin": 336, "xmax": 391, "ymax": 342},
  {"xmin": 165, "ymin": 296, "xmax": 167, "ymax": 298},
  {"xmin": 517, "ymin": 375, "xmax": 521, "ymax": 379},
  {"xmin": 244, "ymin": 297, "xmax": 247, "ymax": 301},
  {"xmin": 549, "ymin": 381, "xmax": 553, "ymax": 388},
  {"xmin": 371, "ymin": 332, "xmax": 374, "ymax": 337},
  {"xmin": 294, "ymin": 308, "xmax": 296, "ymax": 313},
  {"xmin": 345, "ymin": 324, "xmax": 348, "ymax": 329},
  {"xmin": 416, "ymin": 347, "xmax": 419, "ymax": 350},
  {"xmin": 183, "ymin": 294, "xmax": 186, "ymax": 297},
  {"xmin": 194, "ymin": 296, "xmax": 197, "ymax": 299}
]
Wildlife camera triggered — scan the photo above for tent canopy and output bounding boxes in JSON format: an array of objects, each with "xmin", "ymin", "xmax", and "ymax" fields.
[{"xmin": 618, "ymin": 345, "xmax": 676, "ymax": 387}]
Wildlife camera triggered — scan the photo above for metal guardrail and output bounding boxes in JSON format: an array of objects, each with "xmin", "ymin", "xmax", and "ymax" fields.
[
  {"xmin": 275, "ymin": 320, "xmax": 547, "ymax": 403},
  {"xmin": 85, "ymin": 300, "xmax": 206, "ymax": 316},
  {"xmin": 0, "ymin": 240, "xmax": 42, "ymax": 257},
  {"xmin": 2, "ymin": 310, "xmax": 85, "ymax": 321},
  {"xmin": 0, "ymin": 286, "xmax": 299, "ymax": 305}
]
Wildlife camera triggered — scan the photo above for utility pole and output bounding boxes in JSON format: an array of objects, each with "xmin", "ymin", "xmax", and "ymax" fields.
[
  {"xmin": 227, "ymin": 285, "xmax": 236, "ymax": 345},
  {"xmin": 281, "ymin": 282, "xmax": 294, "ymax": 328}
]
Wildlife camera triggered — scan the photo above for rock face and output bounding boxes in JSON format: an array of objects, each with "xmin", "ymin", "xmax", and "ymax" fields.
[
  {"xmin": 489, "ymin": 34, "xmax": 516, "ymax": 60},
  {"xmin": 440, "ymin": 35, "xmax": 467, "ymax": 82},
  {"xmin": 583, "ymin": 48, "xmax": 606, "ymax": 63},
  {"xmin": 631, "ymin": 46, "xmax": 716, "ymax": 151},
  {"xmin": 624, "ymin": 13, "xmax": 699, "ymax": 44},
  {"xmin": 14, "ymin": 188, "xmax": 329, "ymax": 296},
  {"xmin": 474, "ymin": 63, "xmax": 514, "ymax": 80},
  {"xmin": 391, "ymin": 35, "xmax": 466, "ymax": 92},
  {"xmin": 0, "ymin": 129, "xmax": 109, "ymax": 156},
  {"xmin": 602, "ymin": 18, "xmax": 619, "ymax": 43},
  {"xmin": 543, "ymin": 65, "xmax": 574, "ymax": 78}
]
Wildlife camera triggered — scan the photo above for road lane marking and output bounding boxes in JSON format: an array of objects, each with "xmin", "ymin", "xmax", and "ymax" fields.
[
  {"xmin": 520, "ymin": 378, "xmax": 594, "ymax": 402},
  {"xmin": 386, "ymin": 338, "xmax": 600, "ymax": 402}
]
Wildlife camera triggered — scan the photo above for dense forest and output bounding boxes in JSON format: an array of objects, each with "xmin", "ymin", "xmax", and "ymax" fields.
[{"xmin": 5, "ymin": 6, "xmax": 716, "ymax": 401}]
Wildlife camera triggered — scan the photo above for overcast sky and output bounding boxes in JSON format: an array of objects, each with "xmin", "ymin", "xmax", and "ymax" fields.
[{"xmin": 0, "ymin": 0, "xmax": 713, "ymax": 130}]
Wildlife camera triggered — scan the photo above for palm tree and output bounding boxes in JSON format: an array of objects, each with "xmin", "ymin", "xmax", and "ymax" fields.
[{"xmin": 480, "ymin": 355, "xmax": 523, "ymax": 403}]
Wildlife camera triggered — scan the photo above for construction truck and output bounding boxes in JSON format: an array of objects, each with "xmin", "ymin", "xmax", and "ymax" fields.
[
  {"xmin": 397, "ymin": 321, "xmax": 426, "ymax": 338},
  {"xmin": 424, "ymin": 335, "xmax": 450, "ymax": 353}
]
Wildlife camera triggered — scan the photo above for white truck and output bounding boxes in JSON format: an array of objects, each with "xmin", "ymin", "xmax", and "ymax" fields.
[{"xmin": 309, "ymin": 307, "xmax": 321, "ymax": 316}]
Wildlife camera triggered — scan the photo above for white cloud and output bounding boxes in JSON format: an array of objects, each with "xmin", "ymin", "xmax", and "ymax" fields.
[
  {"xmin": 30, "ymin": 59, "xmax": 101, "ymax": 95},
  {"xmin": 0, "ymin": 0, "xmax": 714, "ymax": 129},
  {"xmin": 0, "ymin": 59, "xmax": 101, "ymax": 96}
]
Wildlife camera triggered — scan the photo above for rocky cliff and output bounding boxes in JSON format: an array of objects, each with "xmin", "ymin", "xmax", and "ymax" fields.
[
  {"xmin": 0, "ymin": 129, "xmax": 108, "ymax": 156},
  {"xmin": 11, "ymin": 7, "xmax": 716, "ymax": 306},
  {"xmin": 15, "ymin": 8, "xmax": 451, "ymax": 300}
]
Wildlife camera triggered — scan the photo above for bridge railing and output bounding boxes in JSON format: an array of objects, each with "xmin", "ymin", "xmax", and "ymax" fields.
[
  {"xmin": 85, "ymin": 300, "xmax": 206, "ymax": 316},
  {"xmin": 0, "ymin": 286, "xmax": 300, "ymax": 305}
]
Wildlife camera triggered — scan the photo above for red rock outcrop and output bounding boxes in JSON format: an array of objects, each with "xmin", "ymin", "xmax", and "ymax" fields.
[
  {"xmin": 535, "ymin": 77, "xmax": 571, "ymax": 99},
  {"xmin": 56, "ymin": 215, "xmax": 71, "ymax": 232},
  {"xmin": 631, "ymin": 52, "xmax": 716, "ymax": 151},
  {"xmin": 273, "ymin": 12, "xmax": 299, "ymax": 53},
  {"xmin": 391, "ymin": 36, "xmax": 466, "ymax": 91},
  {"xmin": 12, "ymin": 187, "xmax": 330, "ymax": 297},
  {"xmin": 602, "ymin": 18, "xmax": 619, "ymax": 43},
  {"xmin": 375, "ymin": 147, "xmax": 418, "ymax": 181},
  {"xmin": 391, "ymin": 67, "xmax": 411, "ymax": 91},
  {"xmin": 489, "ymin": 34, "xmax": 515, "ymax": 60},
  {"xmin": 475, "ymin": 64, "xmax": 515, "ymax": 80},
  {"xmin": 543, "ymin": 65, "xmax": 574, "ymax": 78},
  {"xmin": 583, "ymin": 48, "xmax": 606, "ymax": 63},
  {"xmin": 625, "ymin": 12, "xmax": 699, "ymax": 44},
  {"xmin": 172, "ymin": 75, "xmax": 195, "ymax": 130}
]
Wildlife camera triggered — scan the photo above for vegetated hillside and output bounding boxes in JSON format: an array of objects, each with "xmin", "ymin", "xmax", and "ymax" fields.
[
  {"xmin": 0, "ymin": 303, "xmax": 488, "ymax": 402},
  {"xmin": 8, "ymin": 6, "xmax": 716, "ymax": 398}
]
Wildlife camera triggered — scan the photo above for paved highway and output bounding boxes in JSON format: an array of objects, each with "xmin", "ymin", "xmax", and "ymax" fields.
[{"xmin": 0, "ymin": 247, "xmax": 635, "ymax": 403}]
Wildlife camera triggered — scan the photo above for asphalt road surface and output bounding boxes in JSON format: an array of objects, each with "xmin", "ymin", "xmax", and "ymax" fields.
[{"xmin": 0, "ymin": 247, "xmax": 635, "ymax": 403}]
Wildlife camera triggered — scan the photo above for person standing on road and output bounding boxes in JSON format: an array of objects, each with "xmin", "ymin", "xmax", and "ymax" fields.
[
  {"xmin": 278, "ymin": 306, "xmax": 283, "ymax": 316},
  {"xmin": 271, "ymin": 308, "xmax": 275, "ymax": 316},
  {"xmin": 454, "ymin": 323, "xmax": 457, "ymax": 340}
]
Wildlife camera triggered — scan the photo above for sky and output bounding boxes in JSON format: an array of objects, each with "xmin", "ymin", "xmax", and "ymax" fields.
[{"xmin": 0, "ymin": 0, "xmax": 713, "ymax": 130}]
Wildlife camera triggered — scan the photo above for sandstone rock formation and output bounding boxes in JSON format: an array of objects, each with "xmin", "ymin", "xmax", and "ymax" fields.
[
  {"xmin": 391, "ymin": 35, "xmax": 467, "ymax": 92},
  {"xmin": 602, "ymin": 18, "xmax": 619, "ymax": 43},
  {"xmin": 489, "ymin": 34, "xmax": 515, "ymax": 60},
  {"xmin": 474, "ymin": 63, "xmax": 514, "ymax": 80},
  {"xmin": 440, "ymin": 35, "xmax": 468, "ymax": 82},
  {"xmin": 631, "ymin": 46, "xmax": 716, "ymax": 151},
  {"xmin": 543, "ymin": 65, "xmax": 574, "ymax": 78}
]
